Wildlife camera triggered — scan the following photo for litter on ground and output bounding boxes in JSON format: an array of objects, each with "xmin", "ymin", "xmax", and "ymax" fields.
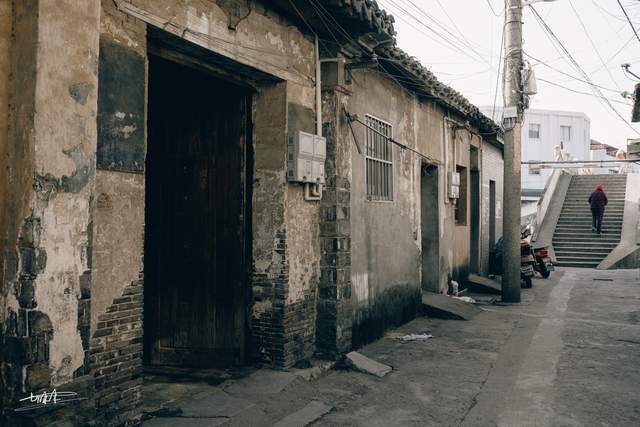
[
  {"xmin": 452, "ymin": 296, "xmax": 476, "ymax": 303},
  {"xmin": 399, "ymin": 333, "xmax": 433, "ymax": 342}
]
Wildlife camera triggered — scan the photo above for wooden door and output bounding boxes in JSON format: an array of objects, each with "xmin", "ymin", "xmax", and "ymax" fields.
[{"xmin": 145, "ymin": 55, "xmax": 250, "ymax": 367}]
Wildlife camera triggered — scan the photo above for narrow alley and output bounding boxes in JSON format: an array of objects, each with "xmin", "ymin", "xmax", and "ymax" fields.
[{"xmin": 140, "ymin": 268, "xmax": 640, "ymax": 426}]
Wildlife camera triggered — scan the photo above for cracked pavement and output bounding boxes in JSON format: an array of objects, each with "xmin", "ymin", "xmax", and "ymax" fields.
[{"xmin": 142, "ymin": 267, "xmax": 640, "ymax": 426}]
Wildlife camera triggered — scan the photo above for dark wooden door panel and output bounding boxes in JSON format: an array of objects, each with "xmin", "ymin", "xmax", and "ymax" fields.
[{"xmin": 145, "ymin": 55, "xmax": 249, "ymax": 367}]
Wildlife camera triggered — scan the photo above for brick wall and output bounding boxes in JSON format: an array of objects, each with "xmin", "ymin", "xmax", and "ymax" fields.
[
  {"xmin": 251, "ymin": 229, "xmax": 289, "ymax": 366},
  {"xmin": 90, "ymin": 280, "xmax": 143, "ymax": 426},
  {"xmin": 316, "ymin": 90, "xmax": 353, "ymax": 358}
]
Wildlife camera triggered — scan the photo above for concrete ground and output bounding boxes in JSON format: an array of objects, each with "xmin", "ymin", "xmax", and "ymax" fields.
[{"xmin": 140, "ymin": 267, "xmax": 640, "ymax": 426}]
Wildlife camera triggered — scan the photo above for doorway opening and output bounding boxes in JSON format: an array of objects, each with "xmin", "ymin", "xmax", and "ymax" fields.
[
  {"xmin": 421, "ymin": 163, "xmax": 440, "ymax": 293},
  {"xmin": 488, "ymin": 180, "xmax": 497, "ymax": 273},
  {"xmin": 470, "ymin": 146, "xmax": 480, "ymax": 273},
  {"xmin": 143, "ymin": 54, "xmax": 252, "ymax": 368}
]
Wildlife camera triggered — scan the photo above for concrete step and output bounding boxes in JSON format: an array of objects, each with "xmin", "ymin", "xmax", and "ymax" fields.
[
  {"xmin": 560, "ymin": 211, "xmax": 624, "ymax": 218},
  {"xmin": 555, "ymin": 256, "xmax": 606, "ymax": 264},
  {"xmin": 553, "ymin": 240, "xmax": 619, "ymax": 246},
  {"xmin": 421, "ymin": 292, "xmax": 482, "ymax": 320},
  {"xmin": 559, "ymin": 209, "xmax": 624, "ymax": 215},
  {"xmin": 555, "ymin": 228, "xmax": 622, "ymax": 234},
  {"xmin": 553, "ymin": 236, "xmax": 621, "ymax": 244},
  {"xmin": 555, "ymin": 222, "xmax": 623, "ymax": 227},
  {"xmin": 571, "ymin": 178, "xmax": 627, "ymax": 182},
  {"xmin": 564, "ymin": 195, "xmax": 626, "ymax": 200},
  {"xmin": 559, "ymin": 214, "xmax": 624, "ymax": 219},
  {"xmin": 556, "ymin": 222, "xmax": 623, "ymax": 227},
  {"xmin": 567, "ymin": 190, "xmax": 626, "ymax": 195},
  {"xmin": 553, "ymin": 230, "xmax": 622, "ymax": 236},
  {"xmin": 555, "ymin": 260, "xmax": 601, "ymax": 268},
  {"xmin": 556, "ymin": 252, "xmax": 609, "ymax": 261},
  {"xmin": 562, "ymin": 199, "xmax": 625, "ymax": 203},
  {"xmin": 552, "ymin": 246, "xmax": 615, "ymax": 254}
]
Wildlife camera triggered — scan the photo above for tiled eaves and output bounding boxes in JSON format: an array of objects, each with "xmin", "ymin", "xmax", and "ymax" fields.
[
  {"xmin": 325, "ymin": 0, "xmax": 396, "ymax": 36},
  {"xmin": 377, "ymin": 46, "xmax": 502, "ymax": 137}
]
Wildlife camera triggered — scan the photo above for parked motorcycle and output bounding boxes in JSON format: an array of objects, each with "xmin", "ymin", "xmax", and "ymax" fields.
[
  {"xmin": 532, "ymin": 246, "xmax": 554, "ymax": 279},
  {"xmin": 491, "ymin": 225, "xmax": 537, "ymax": 288}
]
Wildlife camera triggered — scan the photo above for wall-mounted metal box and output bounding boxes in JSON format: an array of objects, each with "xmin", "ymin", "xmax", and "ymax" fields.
[
  {"xmin": 288, "ymin": 131, "xmax": 326, "ymax": 184},
  {"xmin": 448, "ymin": 171, "xmax": 460, "ymax": 199}
]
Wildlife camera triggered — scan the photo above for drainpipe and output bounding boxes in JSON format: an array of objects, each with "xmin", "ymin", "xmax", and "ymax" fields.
[
  {"xmin": 315, "ymin": 34, "xmax": 322, "ymax": 136},
  {"xmin": 305, "ymin": 35, "xmax": 323, "ymax": 201},
  {"xmin": 443, "ymin": 114, "xmax": 450, "ymax": 205}
]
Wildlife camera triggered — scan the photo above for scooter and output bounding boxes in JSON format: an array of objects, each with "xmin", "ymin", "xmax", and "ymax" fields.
[
  {"xmin": 492, "ymin": 225, "xmax": 537, "ymax": 288},
  {"xmin": 533, "ymin": 246, "xmax": 554, "ymax": 279},
  {"xmin": 519, "ymin": 226, "xmax": 536, "ymax": 288}
]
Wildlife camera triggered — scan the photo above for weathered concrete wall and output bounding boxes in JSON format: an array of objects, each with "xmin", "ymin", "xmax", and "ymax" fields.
[
  {"xmin": 1, "ymin": 0, "xmax": 100, "ymax": 423},
  {"xmin": 0, "ymin": 0, "xmax": 12, "ymax": 333},
  {"xmin": 102, "ymin": 0, "xmax": 320, "ymax": 369},
  {"xmin": 346, "ymin": 69, "xmax": 481, "ymax": 347},
  {"xmin": 0, "ymin": 0, "xmax": 12, "ymax": 414},
  {"xmin": 479, "ymin": 141, "xmax": 504, "ymax": 275}
]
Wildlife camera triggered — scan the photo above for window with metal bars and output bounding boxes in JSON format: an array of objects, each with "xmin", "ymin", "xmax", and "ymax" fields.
[{"xmin": 365, "ymin": 115, "xmax": 393, "ymax": 201}]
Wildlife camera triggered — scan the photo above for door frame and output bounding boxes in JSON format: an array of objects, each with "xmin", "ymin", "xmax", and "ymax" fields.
[{"xmin": 143, "ymin": 48, "xmax": 254, "ymax": 368}]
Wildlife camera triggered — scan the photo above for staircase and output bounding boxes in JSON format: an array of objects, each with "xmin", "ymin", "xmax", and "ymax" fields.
[{"xmin": 553, "ymin": 174, "xmax": 627, "ymax": 268}]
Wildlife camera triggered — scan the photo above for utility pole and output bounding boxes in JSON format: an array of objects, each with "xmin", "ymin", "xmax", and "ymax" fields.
[{"xmin": 502, "ymin": 0, "xmax": 523, "ymax": 302}]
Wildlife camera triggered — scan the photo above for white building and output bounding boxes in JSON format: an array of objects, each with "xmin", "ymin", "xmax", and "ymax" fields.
[
  {"xmin": 590, "ymin": 140, "xmax": 621, "ymax": 175},
  {"xmin": 481, "ymin": 107, "xmax": 591, "ymax": 199}
]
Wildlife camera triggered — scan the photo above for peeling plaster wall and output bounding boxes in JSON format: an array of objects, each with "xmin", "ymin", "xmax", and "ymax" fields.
[
  {"xmin": 1, "ymin": 0, "xmax": 100, "ymax": 421},
  {"xmin": 93, "ymin": 0, "xmax": 147, "ymax": 338},
  {"xmin": 109, "ymin": 0, "xmax": 319, "ymax": 368},
  {"xmin": 347, "ymin": 69, "xmax": 479, "ymax": 346},
  {"xmin": 91, "ymin": 171, "xmax": 145, "ymax": 335},
  {"xmin": 0, "ymin": 0, "xmax": 12, "ymax": 328},
  {"xmin": 29, "ymin": 0, "xmax": 100, "ymax": 388}
]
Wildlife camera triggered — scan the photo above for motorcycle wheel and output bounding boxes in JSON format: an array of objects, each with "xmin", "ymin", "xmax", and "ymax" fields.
[
  {"xmin": 539, "ymin": 262, "xmax": 550, "ymax": 279},
  {"xmin": 523, "ymin": 276, "xmax": 532, "ymax": 288}
]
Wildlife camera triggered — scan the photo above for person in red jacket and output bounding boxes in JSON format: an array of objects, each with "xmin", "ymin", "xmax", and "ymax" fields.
[{"xmin": 588, "ymin": 183, "xmax": 608, "ymax": 234}]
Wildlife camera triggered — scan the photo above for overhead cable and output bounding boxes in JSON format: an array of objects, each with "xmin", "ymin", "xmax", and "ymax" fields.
[
  {"xmin": 616, "ymin": 0, "xmax": 640, "ymax": 46},
  {"xmin": 568, "ymin": 0, "xmax": 621, "ymax": 91},
  {"xmin": 530, "ymin": 6, "xmax": 640, "ymax": 135},
  {"xmin": 524, "ymin": 52, "xmax": 621, "ymax": 94},
  {"xmin": 536, "ymin": 78, "xmax": 631, "ymax": 106}
]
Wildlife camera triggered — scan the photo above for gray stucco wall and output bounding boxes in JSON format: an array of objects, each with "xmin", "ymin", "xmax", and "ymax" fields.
[
  {"xmin": 346, "ymin": 69, "xmax": 484, "ymax": 346},
  {"xmin": 480, "ymin": 142, "xmax": 504, "ymax": 275}
]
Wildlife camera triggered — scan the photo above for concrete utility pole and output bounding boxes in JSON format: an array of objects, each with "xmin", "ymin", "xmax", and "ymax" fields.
[{"xmin": 502, "ymin": 0, "xmax": 523, "ymax": 302}]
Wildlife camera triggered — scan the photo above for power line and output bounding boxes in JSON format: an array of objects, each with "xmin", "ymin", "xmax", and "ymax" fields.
[
  {"xmin": 491, "ymin": 20, "xmax": 505, "ymax": 122},
  {"xmin": 378, "ymin": 0, "xmax": 492, "ymax": 66},
  {"xmin": 568, "ymin": 0, "xmax": 621, "ymax": 91},
  {"xmin": 485, "ymin": 0, "xmax": 502, "ymax": 17},
  {"xmin": 530, "ymin": 6, "xmax": 640, "ymax": 136},
  {"xmin": 403, "ymin": 0, "xmax": 492, "ymax": 65},
  {"xmin": 616, "ymin": 0, "xmax": 640, "ymax": 46},
  {"xmin": 524, "ymin": 52, "xmax": 621, "ymax": 94},
  {"xmin": 536, "ymin": 78, "xmax": 631, "ymax": 106}
]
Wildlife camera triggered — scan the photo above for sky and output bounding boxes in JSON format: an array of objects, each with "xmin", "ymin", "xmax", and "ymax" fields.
[{"xmin": 375, "ymin": 0, "xmax": 640, "ymax": 150}]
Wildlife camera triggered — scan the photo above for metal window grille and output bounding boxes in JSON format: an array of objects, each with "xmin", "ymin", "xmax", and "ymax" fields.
[
  {"xmin": 365, "ymin": 115, "xmax": 393, "ymax": 201},
  {"xmin": 529, "ymin": 123, "xmax": 540, "ymax": 139}
]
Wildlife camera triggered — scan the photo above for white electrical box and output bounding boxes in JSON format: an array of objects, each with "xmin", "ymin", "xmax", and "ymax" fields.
[
  {"xmin": 288, "ymin": 131, "xmax": 326, "ymax": 184},
  {"xmin": 448, "ymin": 171, "xmax": 460, "ymax": 199}
]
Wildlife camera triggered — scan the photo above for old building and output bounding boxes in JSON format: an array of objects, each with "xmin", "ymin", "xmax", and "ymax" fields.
[{"xmin": 0, "ymin": 0, "xmax": 502, "ymax": 424}]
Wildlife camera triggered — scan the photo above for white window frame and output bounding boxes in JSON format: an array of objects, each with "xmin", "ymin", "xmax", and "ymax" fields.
[
  {"xmin": 364, "ymin": 114, "xmax": 393, "ymax": 201},
  {"xmin": 529, "ymin": 123, "xmax": 541, "ymax": 139},
  {"xmin": 560, "ymin": 125, "xmax": 572, "ymax": 142}
]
